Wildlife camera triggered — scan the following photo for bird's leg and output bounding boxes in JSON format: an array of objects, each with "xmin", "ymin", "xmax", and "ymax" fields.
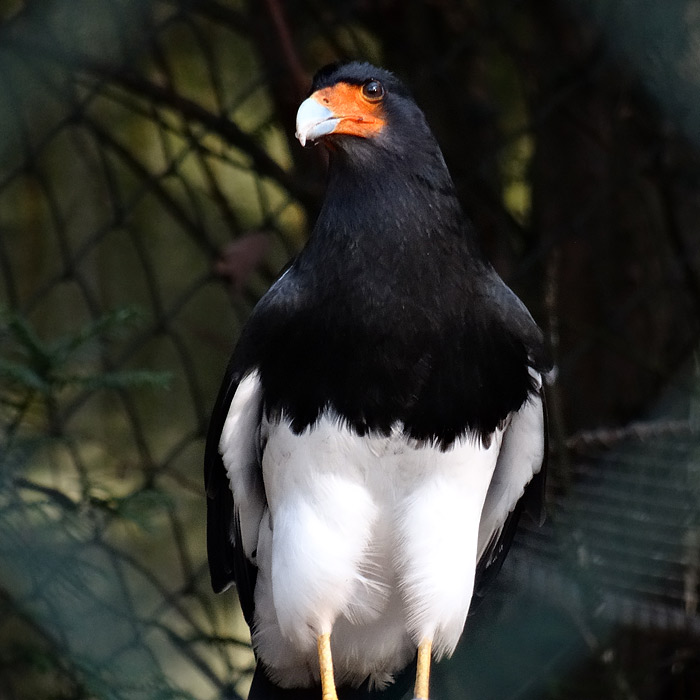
[
  {"xmin": 413, "ymin": 638, "xmax": 433, "ymax": 700},
  {"xmin": 318, "ymin": 633, "xmax": 338, "ymax": 700}
]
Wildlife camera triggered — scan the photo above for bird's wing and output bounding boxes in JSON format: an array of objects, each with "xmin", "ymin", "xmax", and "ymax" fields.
[
  {"xmin": 204, "ymin": 351, "xmax": 265, "ymax": 625},
  {"xmin": 205, "ymin": 262, "xmax": 304, "ymax": 622},
  {"xmin": 471, "ymin": 271, "xmax": 551, "ymax": 594},
  {"xmin": 481, "ymin": 270, "xmax": 552, "ymax": 373},
  {"xmin": 474, "ymin": 378, "xmax": 547, "ymax": 595}
]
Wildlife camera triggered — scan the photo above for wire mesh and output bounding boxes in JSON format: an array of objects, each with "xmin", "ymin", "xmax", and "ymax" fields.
[{"xmin": 1, "ymin": 1, "xmax": 700, "ymax": 699}]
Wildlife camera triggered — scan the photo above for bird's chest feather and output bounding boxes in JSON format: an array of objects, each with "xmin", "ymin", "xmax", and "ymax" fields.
[{"xmin": 254, "ymin": 290, "xmax": 530, "ymax": 449}]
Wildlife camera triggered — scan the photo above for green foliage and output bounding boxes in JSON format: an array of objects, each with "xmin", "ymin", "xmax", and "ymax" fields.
[
  {"xmin": 0, "ymin": 307, "xmax": 170, "ymax": 398},
  {"xmin": 112, "ymin": 488, "xmax": 174, "ymax": 531},
  {"xmin": 0, "ymin": 306, "xmax": 204, "ymax": 700}
]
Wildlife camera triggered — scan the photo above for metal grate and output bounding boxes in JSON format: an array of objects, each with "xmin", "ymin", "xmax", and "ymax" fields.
[{"xmin": 1, "ymin": 1, "xmax": 700, "ymax": 699}]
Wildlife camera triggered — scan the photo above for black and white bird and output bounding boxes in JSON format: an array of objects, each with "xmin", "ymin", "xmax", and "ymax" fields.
[{"xmin": 205, "ymin": 61, "xmax": 551, "ymax": 700}]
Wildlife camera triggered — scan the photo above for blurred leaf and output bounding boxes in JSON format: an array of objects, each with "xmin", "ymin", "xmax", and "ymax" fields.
[
  {"xmin": 112, "ymin": 488, "xmax": 173, "ymax": 531},
  {"xmin": 49, "ymin": 307, "xmax": 144, "ymax": 362},
  {"xmin": 0, "ymin": 358, "xmax": 50, "ymax": 392},
  {"xmin": 62, "ymin": 369, "xmax": 172, "ymax": 392}
]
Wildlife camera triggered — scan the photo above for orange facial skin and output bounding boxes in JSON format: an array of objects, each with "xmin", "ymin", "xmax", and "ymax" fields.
[{"xmin": 311, "ymin": 82, "xmax": 386, "ymax": 140}]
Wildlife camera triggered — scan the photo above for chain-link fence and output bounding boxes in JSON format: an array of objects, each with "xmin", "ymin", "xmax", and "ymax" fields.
[{"xmin": 1, "ymin": 1, "xmax": 700, "ymax": 699}]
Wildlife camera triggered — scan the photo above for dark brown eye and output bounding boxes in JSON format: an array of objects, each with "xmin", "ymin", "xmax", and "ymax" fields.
[{"xmin": 361, "ymin": 79, "xmax": 384, "ymax": 102}]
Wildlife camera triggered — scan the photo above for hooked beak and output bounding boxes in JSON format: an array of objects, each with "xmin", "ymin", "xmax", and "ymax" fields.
[{"xmin": 295, "ymin": 97, "xmax": 340, "ymax": 147}]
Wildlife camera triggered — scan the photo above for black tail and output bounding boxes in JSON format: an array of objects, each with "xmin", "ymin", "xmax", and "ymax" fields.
[{"xmin": 248, "ymin": 664, "xmax": 414, "ymax": 700}]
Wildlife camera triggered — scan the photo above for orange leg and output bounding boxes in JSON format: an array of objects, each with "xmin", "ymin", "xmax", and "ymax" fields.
[
  {"xmin": 318, "ymin": 633, "xmax": 338, "ymax": 700},
  {"xmin": 414, "ymin": 638, "xmax": 432, "ymax": 700}
]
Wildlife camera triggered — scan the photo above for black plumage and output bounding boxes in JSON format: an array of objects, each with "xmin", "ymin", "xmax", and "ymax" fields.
[{"xmin": 205, "ymin": 61, "xmax": 551, "ymax": 700}]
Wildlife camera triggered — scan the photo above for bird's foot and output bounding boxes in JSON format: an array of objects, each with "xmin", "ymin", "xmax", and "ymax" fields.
[
  {"xmin": 318, "ymin": 633, "xmax": 338, "ymax": 700},
  {"xmin": 413, "ymin": 638, "xmax": 432, "ymax": 700}
]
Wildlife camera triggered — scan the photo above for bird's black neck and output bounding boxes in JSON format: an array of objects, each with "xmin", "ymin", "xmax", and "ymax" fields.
[{"xmin": 308, "ymin": 141, "xmax": 479, "ymax": 260}]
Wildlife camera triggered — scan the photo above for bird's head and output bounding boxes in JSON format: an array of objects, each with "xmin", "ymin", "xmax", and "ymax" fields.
[
  {"xmin": 295, "ymin": 61, "xmax": 435, "ymax": 162},
  {"xmin": 295, "ymin": 62, "xmax": 468, "ymax": 249}
]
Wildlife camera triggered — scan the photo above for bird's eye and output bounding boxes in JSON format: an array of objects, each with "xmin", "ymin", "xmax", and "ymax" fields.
[{"xmin": 361, "ymin": 79, "xmax": 384, "ymax": 102}]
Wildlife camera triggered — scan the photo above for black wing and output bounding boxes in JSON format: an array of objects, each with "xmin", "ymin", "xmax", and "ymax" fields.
[
  {"xmin": 473, "ymin": 388, "xmax": 548, "ymax": 598},
  {"xmin": 204, "ymin": 352, "xmax": 262, "ymax": 626},
  {"xmin": 472, "ymin": 271, "xmax": 551, "ymax": 596}
]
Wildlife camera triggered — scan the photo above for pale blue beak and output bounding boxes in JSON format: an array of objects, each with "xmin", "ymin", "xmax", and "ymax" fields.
[{"xmin": 295, "ymin": 97, "xmax": 340, "ymax": 147}]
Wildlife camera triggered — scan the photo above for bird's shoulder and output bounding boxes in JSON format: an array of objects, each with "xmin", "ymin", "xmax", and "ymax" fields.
[
  {"xmin": 474, "ymin": 268, "xmax": 552, "ymax": 373},
  {"xmin": 229, "ymin": 255, "xmax": 547, "ymax": 447}
]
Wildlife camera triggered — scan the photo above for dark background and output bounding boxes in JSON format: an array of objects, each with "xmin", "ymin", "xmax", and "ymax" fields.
[{"xmin": 1, "ymin": 1, "xmax": 700, "ymax": 698}]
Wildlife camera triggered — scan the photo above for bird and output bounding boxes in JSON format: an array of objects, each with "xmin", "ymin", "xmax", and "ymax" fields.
[{"xmin": 205, "ymin": 61, "xmax": 551, "ymax": 700}]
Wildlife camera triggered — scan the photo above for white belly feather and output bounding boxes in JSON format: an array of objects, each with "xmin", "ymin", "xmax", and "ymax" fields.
[
  {"xmin": 250, "ymin": 409, "xmax": 503, "ymax": 689},
  {"xmin": 219, "ymin": 369, "xmax": 544, "ymax": 690}
]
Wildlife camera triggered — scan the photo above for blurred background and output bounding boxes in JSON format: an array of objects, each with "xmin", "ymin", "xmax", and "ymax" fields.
[{"xmin": 1, "ymin": 1, "xmax": 700, "ymax": 698}]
